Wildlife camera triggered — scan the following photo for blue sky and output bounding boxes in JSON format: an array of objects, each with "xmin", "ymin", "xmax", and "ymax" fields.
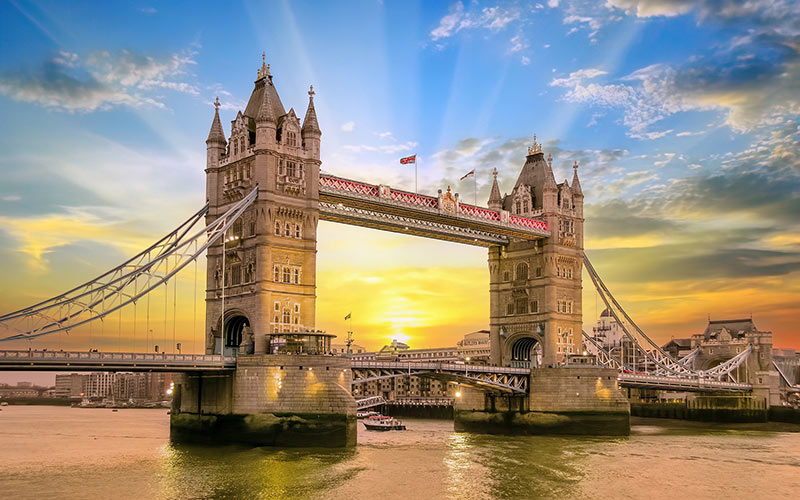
[{"xmin": 1, "ymin": 0, "xmax": 799, "ymax": 372}]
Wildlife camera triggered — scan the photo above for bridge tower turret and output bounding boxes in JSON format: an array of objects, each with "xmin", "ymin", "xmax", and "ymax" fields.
[
  {"xmin": 203, "ymin": 54, "xmax": 321, "ymax": 356},
  {"xmin": 488, "ymin": 137, "xmax": 584, "ymax": 368}
]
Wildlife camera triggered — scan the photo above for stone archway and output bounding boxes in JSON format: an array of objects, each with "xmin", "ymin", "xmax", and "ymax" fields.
[
  {"xmin": 503, "ymin": 331, "xmax": 544, "ymax": 369},
  {"xmin": 223, "ymin": 313, "xmax": 250, "ymax": 356}
]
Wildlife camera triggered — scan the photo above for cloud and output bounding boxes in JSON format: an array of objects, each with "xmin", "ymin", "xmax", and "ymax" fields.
[
  {"xmin": 509, "ymin": 33, "xmax": 528, "ymax": 53},
  {"xmin": 430, "ymin": 1, "xmax": 523, "ymax": 41},
  {"xmin": 521, "ymin": 55, "xmax": 531, "ymax": 65},
  {"xmin": 341, "ymin": 121, "xmax": 355, "ymax": 132},
  {"xmin": 138, "ymin": 7, "xmax": 157, "ymax": 15},
  {"xmin": 0, "ymin": 49, "xmax": 200, "ymax": 112},
  {"xmin": 342, "ymin": 141, "xmax": 418, "ymax": 155},
  {"xmin": 2, "ymin": 195, "xmax": 21, "ymax": 202}
]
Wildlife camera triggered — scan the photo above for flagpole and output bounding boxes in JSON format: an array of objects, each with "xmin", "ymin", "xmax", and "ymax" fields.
[
  {"xmin": 474, "ymin": 173, "xmax": 478, "ymax": 205},
  {"xmin": 415, "ymin": 156, "xmax": 418, "ymax": 194}
]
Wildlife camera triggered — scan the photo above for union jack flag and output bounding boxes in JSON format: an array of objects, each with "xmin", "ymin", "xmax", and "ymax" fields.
[
  {"xmin": 400, "ymin": 155, "xmax": 416, "ymax": 165},
  {"xmin": 460, "ymin": 169, "xmax": 475, "ymax": 180}
]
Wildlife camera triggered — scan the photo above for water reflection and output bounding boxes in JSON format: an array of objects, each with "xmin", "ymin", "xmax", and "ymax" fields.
[{"xmin": 157, "ymin": 444, "xmax": 355, "ymax": 500}]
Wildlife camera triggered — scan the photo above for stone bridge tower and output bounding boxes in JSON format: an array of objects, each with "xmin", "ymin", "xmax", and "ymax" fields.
[
  {"xmin": 488, "ymin": 137, "xmax": 584, "ymax": 368},
  {"xmin": 204, "ymin": 55, "xmax": 322, "ymax": 355}
]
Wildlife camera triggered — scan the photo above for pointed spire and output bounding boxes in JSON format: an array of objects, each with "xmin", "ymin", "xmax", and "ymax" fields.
[
  {"xmin": 302, "ymin": 85, "xmax": 321, "ymax": 135},
  {"xmin": 488, "ymin": 168, "xmax": 502, "ymax": 210},
  {"xmin": 543, "ymin": 151, "xmax": 557, "ymax": 191},
  {"xmin": 256, "ymin": 81, "xmax": 277, "ymax": 124},
  {"xmin": 571, "ymin": 160, "xmax": 583, "ymax": 195},
  {"xmin": 206, "ymin": 96, "xmax": 226, "ymax": 145}
]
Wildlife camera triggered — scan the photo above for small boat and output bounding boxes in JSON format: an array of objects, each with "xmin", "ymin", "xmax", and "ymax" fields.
[
  {"xmin": 356, "ymin": 410, "xmax": 381, "ymax": 419},
  {"xmin": 363, "ymin": 415, "xmax": 406, "ymax": 431}
]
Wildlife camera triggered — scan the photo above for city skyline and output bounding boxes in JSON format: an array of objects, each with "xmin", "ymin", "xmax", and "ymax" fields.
[{"xmin": 1, "ymin": 0, "xmax": 799, "ymax": 374}]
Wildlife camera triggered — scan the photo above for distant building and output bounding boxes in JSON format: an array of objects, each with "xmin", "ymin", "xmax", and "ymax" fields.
[
  {"xmin": 457, "ymin": 330, "xmax": 491, "ymax": 364},
  {"xmin": 662, "ymin": 338, "xmax": 693, "ymax": 359},
  {"xmin": 330, "ymin": 343, "xmax": 365, "ymax": 355},
  {"xmin": 55, "ymin": 374, "xmax": 86, "ymax": 398}
]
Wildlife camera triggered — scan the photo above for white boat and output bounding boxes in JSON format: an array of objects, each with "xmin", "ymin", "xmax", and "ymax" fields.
[
  {"xmin": 363, "ymin": 415, "xmax": 406, "ymax": 431},
  {"xmin": 356, "ymin": 410, "xmax": 381, "ymax": 419}
]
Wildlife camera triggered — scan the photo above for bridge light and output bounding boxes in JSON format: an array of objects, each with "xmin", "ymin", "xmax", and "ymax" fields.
[
  {"xmin": 455, "ymin": 391, "xmax": 462, "ymax": 398},
  {"xmin": 308, "ymin": 367, "xmax": 313, "ymax": 371}
]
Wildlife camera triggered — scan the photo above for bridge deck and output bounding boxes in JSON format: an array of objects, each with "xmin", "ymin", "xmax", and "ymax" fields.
[{"xmin": 0, "ymin": 350, "xmax": 236, "ymax": 372}]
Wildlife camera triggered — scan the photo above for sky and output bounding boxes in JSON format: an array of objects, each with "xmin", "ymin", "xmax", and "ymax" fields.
[{"xmin": 1, "ymin": 0, "xmax": 799, "ymax": 386}]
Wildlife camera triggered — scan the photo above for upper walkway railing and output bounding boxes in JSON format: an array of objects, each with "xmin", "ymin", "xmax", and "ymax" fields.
[{"xmin": 350, "ymin": 360, "xmax": 530, "ymax": 375}]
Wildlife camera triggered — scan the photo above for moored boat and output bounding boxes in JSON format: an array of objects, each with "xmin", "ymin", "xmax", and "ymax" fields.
[
  {"xmin": 362, "ymin": 415, "xmax": 406, "ymax": 431},
  {"xmin": 356, "ymin": 410, "xmax": 381, "ymax": 419}
]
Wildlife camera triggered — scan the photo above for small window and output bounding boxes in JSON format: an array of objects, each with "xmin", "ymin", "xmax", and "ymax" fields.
[
  {"xmin": 536, "ymin": 267, "xmax": 542, "ymax": 277},
  {"xmin": 274, "ymin": 221, "xmax": 281, "ymax": 236},
  {"xmin": 295, "ymin": 223, "xmax": 301, "ymax": 238},
  {"xmin": 283, "ymin": 267, "xmax": 291, "ymax": 283},
  {"xmin": 285, "ymin": 222, "xmax": 291, "ymax": 237},
  {"xmin": 515, "ymin": 298, "xmax": 528, "ymax": 314},
  {"xmin": 506, "ymin": 303, "xmax": 514, "ymax": 315},
  {"xmin": 274, "ymin": 302, "xmax": 280, "ymax": 312},
  {"xmin": 293, "ymin": 268, "xmax": 300, "ymax": 284},
  {"xmin": 503, "ymin": 270, "xmax": 510, "ymax": 281},
  {"xmin": 294, "ymin": 303, "xmax": 300, "ymax": 314},
  {"xmin": 274, "ymin": 265, "xmax": 280, "ymax": 282},
  {"xmin": 531, "ymin": 300, "xmax": 538, "ymax": 313}
]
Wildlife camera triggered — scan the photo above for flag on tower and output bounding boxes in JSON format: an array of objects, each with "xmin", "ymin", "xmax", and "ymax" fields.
[
  {"xmin": 460, "ymin": 169, "xmax": 475, "ymax": 180},
  {"xmin": 399, "ymin": 155, "xmax": 416, "ymax": 165},
  {"xmin": 344, "ymin": 312, "xmax": 351, "ymax": 320}
]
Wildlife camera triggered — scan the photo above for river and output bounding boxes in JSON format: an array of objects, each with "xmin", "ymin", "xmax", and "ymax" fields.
[{"xmin": 1, "ymin": 406, "xmax": 798, "ymax": 499}]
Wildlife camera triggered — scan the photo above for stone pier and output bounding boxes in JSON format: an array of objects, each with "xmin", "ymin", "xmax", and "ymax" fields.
[
  {"xmin": 454, "ymin": 365, "xmax": 630, "ymax": 436},
  {"xmin": 171, "ymin": 354, "xmax": 356, "ymax": 447}
]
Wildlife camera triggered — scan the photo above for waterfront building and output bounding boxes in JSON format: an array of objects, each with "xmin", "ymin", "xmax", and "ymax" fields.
[
  {"xmin": 457, "ymin": 330, "xmax": 491, "ymax": 364},
  {"xmin": 55, "ymin": 373, "xmax": 86, "ymax": 398},
  {"xmin": 330, "ymin": 343, "xmax": 366, "ymax": 355}
]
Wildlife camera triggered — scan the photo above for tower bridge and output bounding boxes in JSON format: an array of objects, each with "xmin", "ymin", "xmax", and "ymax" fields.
[{"xmin": 0, "ymin": 54, "xmax": 790, "ymax": 446}]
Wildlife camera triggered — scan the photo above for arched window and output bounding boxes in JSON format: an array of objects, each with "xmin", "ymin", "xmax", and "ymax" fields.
[
  {"xmin": 523, "ymin": 199, "xmax": 529, "ymax": 213},
  {"xmin": 515, "ymin": 201, "xmax": 521, "ymax": 213},
  {"xmin": 516, "ymin": 263, "xmax": 528, "ymax": 280},
  {"xmin": 274, "ymin": 265, "xmax": 280, "ymax": 282},
  {"xmin": 283, "ymin": 267, "xmax": 291, "ymax": 283},
  {"xmin": 283, "ymin": 308, "xmax": 291, "ymax": 324},
  {"xmin": 285, "ymin": 222, "xmax": 291, "ymax": 237},
  {"xmin": 294, "ymin": 223, "xmax": 301, "ymax": 238},
  {"xmin": 275, "ymin": 220, "xmax": 281, "ymax": 236},
  {"xmin": 293, "ymin": 268, "xmax": 300, "ymax": 284}
]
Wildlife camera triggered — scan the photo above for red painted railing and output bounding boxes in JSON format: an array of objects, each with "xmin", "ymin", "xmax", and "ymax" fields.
[
  {"xmin": 319, "ymin": 175, "xmax": 379, "ymax": 196},
  {"xmin": 459, "ymin": 204, "xmax": 501, "ymax": 221},
  {"xmin": 508, "ymin": 214, "xmax": 549, "ymax": 231},
  {"xmin": 389, "ymin": 190, "xmax": 438, "ymax": 209}
]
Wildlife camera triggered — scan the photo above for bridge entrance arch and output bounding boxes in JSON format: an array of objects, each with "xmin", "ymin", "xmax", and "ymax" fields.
[
  {"xmin": 504, "ymin": 332, "xmax": 544, "ymax": 369},
  {"xmin": 222, "ymin": 312, "xmax": 250, "ymax": 357}
]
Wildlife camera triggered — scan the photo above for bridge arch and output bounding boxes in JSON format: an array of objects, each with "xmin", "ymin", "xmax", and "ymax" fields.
[
  {"xmin": 503, "ymin": 331, "xmax": 543, "ymax": 369},
  {"xmin": 221, "ymin": 310, "xmax": 250, "ymax": 356}
]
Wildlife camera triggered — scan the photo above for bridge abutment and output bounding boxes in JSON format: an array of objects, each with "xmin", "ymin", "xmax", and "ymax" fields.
[
  {"xmin": 454, "ymin": 366, "xmax": 630, "ymax": 436},
  {"xmin": 171, "ymin": 354, "xmax": 356, "ymax": 447}
]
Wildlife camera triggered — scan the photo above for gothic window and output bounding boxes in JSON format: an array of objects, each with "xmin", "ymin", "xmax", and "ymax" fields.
[
  {"xmin": 214, "ymin": 269, "xmax": 220, "ymax": 288},
  {"xmin": 293, "ymin": 268, "xmax": 300, "ymax": 284},
  {"xmin": 233, "ymin": 219, "xmax": 242, "ymax": 239},
  {"xmin": 515, "ymin": 201, "xmax": 521, "ymax": 214},
  {"xmin": 287, "ymin": 161, "xmax": 297, "ymax": 177},
  {"xmin": 294, "ymin": 303, "xmax": 300, "ymax": 314},
  {"xmin": 274, "ymin": 265, "xmax": 280, "ymax": 282},
  {"xmin": 515, "ymin": 298, "xmax": 528, "ymax": 314},
  {"xmin": 245, "ymin": 263, "xmax": 253, "ymax": 282},
  {"xmin": 516, "ymin": 263, "xmax": 528, "ymax": 280},
  {"xmin": 283, "ymin": 308, "xmax": 291, "ymax": 324},
  {"xmin": 567, "ymin": 268, "xmax": 573, "ymax": 279},
  {"xmin": 531, "ymin": 300, "xmax": 539, "ymax": 313},
  {"xmin": 274, "ymin": 301, "xmax": 280, "ymax": 312},
  {"xmin": 279, "ymin": 160, "xmax": 284, "ymax": 175},
  {"xmin": 283, "ymin": 267, "xmax": 291, "ymax": 283},
  {"xmin": 285, "ymin": 222, "xmax": 291, "ymax": 237},
  {"xmin": 536, "ymin": 267, "xmax": 542, "ymax": 278},
  {"xmin": 523, "ymin": 199, "xmax": 529, "ymax": 213},
  {"xmin": 230, "ymin": 264, "xmax": 241, "ymax": 286},
  {"xmin": 273, "ymin": 316, "xmax": 279, "ymax": 332},
  {"xmin": 506, "ymin": 303, "xmax": 514, "ymax": 315},
  {"xmin": 234, "ymin": 139, "xmax": 239, "ymax": 155},
  {"xmin": 294, "ymin": 223, "xmax": 301, "ymax": 238},
  {"xmin": 275, "ymin": 220, "xmax": 281, "ymax": 236},
  {"xmin": 503, "ymin": 270, "xmax": 510, "ymax": 281}
]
